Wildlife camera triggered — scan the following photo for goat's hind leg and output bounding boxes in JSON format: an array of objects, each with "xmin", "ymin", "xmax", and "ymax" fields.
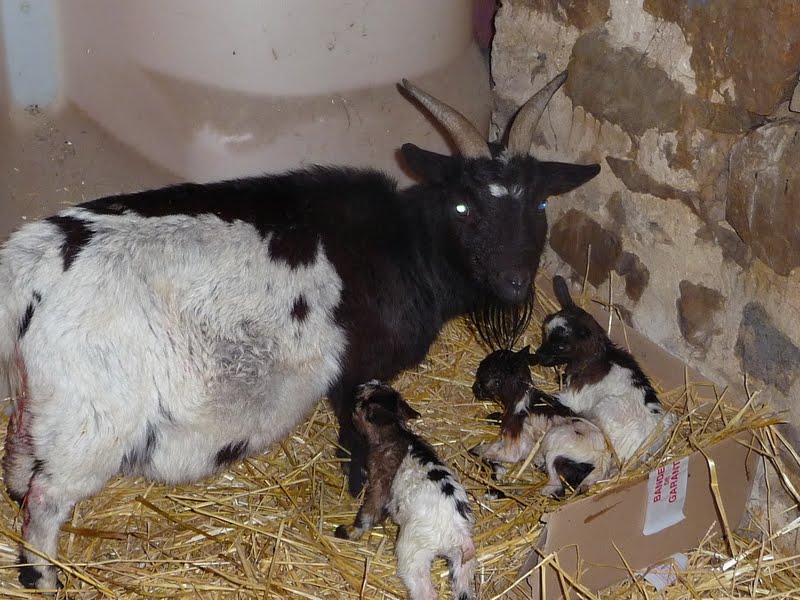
[
  {"xmin": 447, "ymin": 542, "xmax": 476, "ymax": 600},
  {"xmin": 17, "ymin": 471, "xmax": 76, "ymax": 590},
  {"xmin": 11, "ymin": 398, "xmax": 120, "ymax": 589},
  {"xmin": 4, "ymin": 353, "xmax": 36, "ymax": 505},
  {"xmin": 396, "ymin": 547, "xmax": 437, "ymax": 600}
]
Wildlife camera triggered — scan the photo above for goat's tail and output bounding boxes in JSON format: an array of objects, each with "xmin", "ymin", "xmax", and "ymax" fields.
[
  {"xmin": 0, "ymin": 261, "xmax": 21, "ymax": 410},
  {"xmin": 0, "ymin": 259, "xmax": 19, "ymax": 365},
  {"xmin": 0, "ymin": 254, "xmax": 34, "ymax": 405},
  {"xmin": 0, "ymin": 222, "xmax": 60, "ymax": 366}
]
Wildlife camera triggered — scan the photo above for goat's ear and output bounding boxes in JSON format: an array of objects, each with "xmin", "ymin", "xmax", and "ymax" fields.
[
  {"xmin": 537, "ymin": 161, "xmax": 600, "ymax": 198},
  {"xmin": 520, "ymin": 345, "xmax": 539, "ymax": 365},
  {"xmin": 553, "ymin": 276, "xmax": 575, "ymax": 308},
  {"xmin": 396, "ymin": 397, "xmax": 421, "ymax": 421},
  {"xmin": 366, "ymin": 390, "xmax": 419, "ymax": 423},
  {"xmin": 365, "ymin": 402, "xmax": 398, "ymax": 426},
  {"xmin": 400, "ymin": 144, "xmax": 459, "ymax": 183}
]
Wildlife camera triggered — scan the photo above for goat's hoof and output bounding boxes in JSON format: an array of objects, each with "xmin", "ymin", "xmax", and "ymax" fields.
[
  {"xmin": 484, "ymin": 488, "xmax": 507, "ymax": 500},
  {"xmin": 334, "ymin": 524, "xmax": 351, "ymax": 540},
  {"xmin": 540, "ymin": 484, "xmax": 565, "ymax": 499},
  {"xmin": 18, "ymin": 564, "xmax": 41, "ymax": 589},
  {"xmin": 18, "ymin": 564, "xmax": 62, "ymax": 591}
]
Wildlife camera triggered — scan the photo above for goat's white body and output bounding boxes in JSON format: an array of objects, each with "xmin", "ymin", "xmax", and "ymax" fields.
[
  {"xmin": 472, "ymin": 405, "xmax": 568, "ymax": 464},
  {"xmin": 533, "ymin": 417, "xmax": 613, "ymax": 497},
  {"xmin": 389, "ymin": 453, "xmax": 476, "ymax": 600},
  {"xmin": 4, "ymin": 208, "xmax": 346, "ymax": 482},
  {"xmin": 557, "ymin": 364, "xmax": 674, "ymax": 463},
  {"xmin": 1, "ymin": 208, "xmax": 347, "ymax": 588}
]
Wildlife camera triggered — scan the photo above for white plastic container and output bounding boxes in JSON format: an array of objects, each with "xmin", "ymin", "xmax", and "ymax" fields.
[{"xmin": 58, "ymin": 0, "xmax": 490, "ymax": 182}]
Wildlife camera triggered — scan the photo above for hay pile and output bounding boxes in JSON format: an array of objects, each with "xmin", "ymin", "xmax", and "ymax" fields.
[{"xmin": 0, "ymin": 285, "xmax": 797, "ymax": 598}]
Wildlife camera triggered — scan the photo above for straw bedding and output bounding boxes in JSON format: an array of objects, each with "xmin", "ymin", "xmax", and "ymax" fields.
[{"xmin": 0, "ymin": 285, "xmax": 797, "ymax": 598}]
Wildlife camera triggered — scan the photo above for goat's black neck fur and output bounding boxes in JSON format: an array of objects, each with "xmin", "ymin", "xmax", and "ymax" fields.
[
  {"xmin": 82, "ymin": 168, "xmax": 491, "ymax": 382},
  {"xmin": 563, "ymin": 334, "xmax": 612, "ymax": 385}
]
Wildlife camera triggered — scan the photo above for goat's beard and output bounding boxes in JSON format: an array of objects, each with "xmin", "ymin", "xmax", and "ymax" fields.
[{"xmin": 469, "ymin": 286, "xmax": 535, "ymax": 351}]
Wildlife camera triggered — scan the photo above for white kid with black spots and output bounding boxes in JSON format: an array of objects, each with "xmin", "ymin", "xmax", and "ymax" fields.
[
  {"xmin": 534, "ymin": 276, "xmax": 676, "ymax": 466},
  {"xmin": 335, "ymin": 382, "xmax": 476, "ymax": 600}
]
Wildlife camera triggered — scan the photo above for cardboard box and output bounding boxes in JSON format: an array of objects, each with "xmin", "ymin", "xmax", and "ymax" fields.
[{"xmin": 509, "ymin": 297, "xmax": 758, "ymax": 599}]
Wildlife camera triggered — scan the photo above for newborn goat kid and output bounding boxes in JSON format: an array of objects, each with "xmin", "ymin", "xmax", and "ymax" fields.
[
  {"xmin": 335, "ymin": 382, "xmax": 475, "ymax": 600},
  {"xmin": 471, "ymin": 346, "xmax": 575, "ymax": 464},
  {"xmin": 534, "ymin": 276, "xmax": 675, "ymax": 464},
  {"xmin": 471, "ymin": 347, "xmax": 612, "ymax": 497}
]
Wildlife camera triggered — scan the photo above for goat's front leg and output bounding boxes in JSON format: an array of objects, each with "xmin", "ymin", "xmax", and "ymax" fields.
[
  {"xmin": 334, "ymin": 475, "xmax": 390, "ymax": 541},
  {"xmin": 470, "ymin": 412, "xmax": 533, "ymax": 464},
  {"xmin": 330, "ymin": 387, "xmax": 369, "ymax": 497},
  {"xmin": 538, "ymin": 456, "xmax": 567, "ymax": 499}
]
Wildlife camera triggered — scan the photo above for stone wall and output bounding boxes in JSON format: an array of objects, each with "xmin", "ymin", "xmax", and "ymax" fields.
[{"xmin": 492, "ymin": 0, "xmax": 800, "ymax": 544}]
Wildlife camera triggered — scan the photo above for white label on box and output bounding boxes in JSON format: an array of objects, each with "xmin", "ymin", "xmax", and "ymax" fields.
[{"xmin": 642, "ymin": 457, "xmax": 689, "ymax": 536}]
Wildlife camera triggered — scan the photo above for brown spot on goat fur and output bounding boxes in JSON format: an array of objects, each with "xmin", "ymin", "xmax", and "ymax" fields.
[
  {"xmin": 558, "ymin": 315, "xmax": 612, "ymax": 390},
  {"xmin": 214, "ymin": 440, "xmax": 249, "ymax": 468},
  {"xmin": 567, "ymin": 356, "xmax": 612, "ymax": 390},
  {"xmin": 351, "ymin": 401, "xmax": 411, "ymax": 526},
  {"xmin": 501, "ymin": 411, "xmax": 526, "ymax": 439},
  {"xmin": 8, "ymin": 347, "xmax": 31, "ymax": 438}
]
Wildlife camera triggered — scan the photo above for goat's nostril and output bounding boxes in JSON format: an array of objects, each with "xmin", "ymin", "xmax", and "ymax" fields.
[{"xmin": 502, "ymin": 271, "xmax": 530, "ymax": 290}]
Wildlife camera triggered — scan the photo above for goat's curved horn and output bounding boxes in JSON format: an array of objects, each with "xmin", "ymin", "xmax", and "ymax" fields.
[
  {"xmin": 401, "ymin": 79, "xmax": 491, "ymax": 159},
  {"xmin": 507, "ymin": 70, "xmax": 568, "ymax": 156}
]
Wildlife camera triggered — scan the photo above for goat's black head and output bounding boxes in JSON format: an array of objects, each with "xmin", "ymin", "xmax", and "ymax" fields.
[
  {"xmin": 534, "ymin": 276, "xmax": 607, "ymax": 367},
  {"xmin": 472, "ymin": 346, "xmax": 536, "ymax": 408},
  {"xmin": 399, "ymin": 72, "xmax": 600, "ymax": 306},
  {"xmin": 353, "ymin": 381, "xmax": 420, "ymax": 435}
]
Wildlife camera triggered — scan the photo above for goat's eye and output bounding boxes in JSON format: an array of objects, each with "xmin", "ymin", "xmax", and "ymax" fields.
[
  {"xmin": 538, "ymin": 200, "xmax": 548, "ymax": 210},
  {"xmin": 455, "ymin": 203, "xmax": 470, "ymax": 216}
]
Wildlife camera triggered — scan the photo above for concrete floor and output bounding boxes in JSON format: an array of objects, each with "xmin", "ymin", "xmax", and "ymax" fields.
[{"xmin": 1, "ymin": 104, "xmax": 178, "ymax": 243}]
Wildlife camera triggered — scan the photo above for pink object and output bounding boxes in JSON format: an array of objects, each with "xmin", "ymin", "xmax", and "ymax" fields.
[{"xmin": 473, "ymin": 0, "xmax": 498, "ymax": 49}]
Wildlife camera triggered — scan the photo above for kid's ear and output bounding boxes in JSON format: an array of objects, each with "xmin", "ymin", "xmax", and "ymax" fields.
[
  {"xmin": 366, "ymin": 402, "xmax": 398, "ymax": 426},
  {"xmin": 396, "ymin": 397, "xmax": 421, "ymax": 421},
  {"xmin": 552, "ymin": 276, "xmax": 576, "ymax": 309},
  {"xmin": 366, "ymin": 388, "xmax": 420, "ymax": 423}
]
